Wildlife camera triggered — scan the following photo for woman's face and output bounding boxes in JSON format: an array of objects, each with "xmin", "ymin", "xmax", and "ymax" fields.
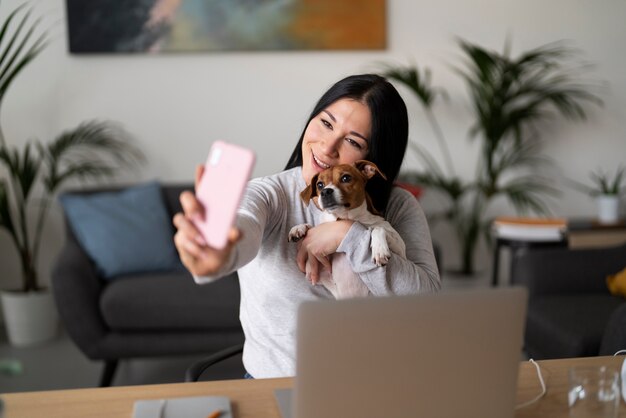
[{"xmin": 301, "ymin": 98, "xmax": 371, "ymax": 184}]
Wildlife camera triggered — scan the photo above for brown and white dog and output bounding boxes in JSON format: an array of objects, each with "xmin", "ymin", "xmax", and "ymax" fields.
[{"xmin": 288, "ymin": 160, "xmax": 406, "ymax": 299}]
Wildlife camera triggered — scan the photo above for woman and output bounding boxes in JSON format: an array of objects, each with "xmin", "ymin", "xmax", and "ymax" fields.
[{"xmin": 173, "ymin": 74, "xmax": 440, "ymax": 378}]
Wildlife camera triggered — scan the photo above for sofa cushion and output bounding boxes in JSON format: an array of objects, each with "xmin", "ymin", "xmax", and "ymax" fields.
[
  {"xmin": 100, "ymin": 271, "xmax": 241, "ymax": 331},
  {"xmin": 60, "ymin": 181, "xmax": 183, "ymax": 279},
  {"xmin": 525, "ymin": 294, "xmax": 624, "ymax": 359}
]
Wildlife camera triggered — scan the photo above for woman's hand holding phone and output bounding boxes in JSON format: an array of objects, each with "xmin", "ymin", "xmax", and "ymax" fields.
[
  {"xmin": 173, "ymin": 165, "xmax": 242, "ymax": 276},
  {"xmin": 174, "ymin": 141, "xmax": 254, "ymax": 276}
]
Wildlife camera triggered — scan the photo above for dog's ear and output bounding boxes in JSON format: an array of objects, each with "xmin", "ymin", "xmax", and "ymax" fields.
[
  {"xmin": 355, "ymin": 160, "xmax": 387, "ymax": 181},
  {"xmin": 300, "ymin": 173, "xmax": 319, "ymax": 206}
]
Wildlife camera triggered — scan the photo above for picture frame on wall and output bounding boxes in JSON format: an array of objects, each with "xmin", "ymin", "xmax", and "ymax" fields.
[{"xmin": 66, "ymin": 0, "xmax": 386, "ymax": 54}]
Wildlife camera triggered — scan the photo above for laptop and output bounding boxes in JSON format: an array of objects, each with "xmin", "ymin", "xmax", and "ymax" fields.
[{"xmin": 277, "ymin": 287, "xmax": 527, "ymax": 418}]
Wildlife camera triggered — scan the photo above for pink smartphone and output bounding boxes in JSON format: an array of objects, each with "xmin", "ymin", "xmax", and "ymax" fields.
[{"xmin": 193, "ymin": 141, "xmax": 255, "ymax": 249}]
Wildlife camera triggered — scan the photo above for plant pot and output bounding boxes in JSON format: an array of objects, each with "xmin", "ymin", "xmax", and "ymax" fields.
[
  {"xmin": 597, "ymin": 194, "xmax": 620, "ymax": 225},
  {"xmin": 0, "ymin": 289, "xmax": 59, "ymax": 346}
]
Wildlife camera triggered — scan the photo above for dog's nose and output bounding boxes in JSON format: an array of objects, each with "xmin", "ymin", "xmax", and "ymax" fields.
[{"xmin": 321, "ymin": 188, "xmax": 333, "ymax": 197}]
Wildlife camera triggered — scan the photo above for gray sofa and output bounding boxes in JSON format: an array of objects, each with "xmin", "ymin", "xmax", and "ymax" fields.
[
  {"xmin": 52, "ymin": 184, "xmax": 244, "ymax": 386},
  {"xmin": 510, "ymin": 243, "xmax": 626, "ymax": 359}
]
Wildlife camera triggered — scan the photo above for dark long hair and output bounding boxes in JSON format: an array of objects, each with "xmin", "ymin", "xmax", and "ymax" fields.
[{"xmin": 285, "ymin": 74, "xmax": 409, "ymax": 214}]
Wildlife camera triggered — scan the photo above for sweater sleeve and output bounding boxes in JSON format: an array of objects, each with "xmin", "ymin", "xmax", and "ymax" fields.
[{"xmin": 336, "ymin": 187, "xmax": 441, "ymax": 295}]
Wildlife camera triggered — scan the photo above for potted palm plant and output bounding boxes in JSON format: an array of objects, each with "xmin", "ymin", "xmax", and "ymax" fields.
[
  {"xmin": 0, "ymin": 3, "xmax": 143, "ymax": 345},
  {"xmin": 569, "ymin": 166, "xmax": 625, "ymax": 224},
  {"xmin": 382, "ymin": 39, "xmax": 601, "ymax": 275}
]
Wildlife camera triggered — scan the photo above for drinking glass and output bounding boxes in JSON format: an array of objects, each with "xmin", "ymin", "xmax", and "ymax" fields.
[{"xmin": 568, "ymin": 366, "xmax": 619, "ymax": 418}]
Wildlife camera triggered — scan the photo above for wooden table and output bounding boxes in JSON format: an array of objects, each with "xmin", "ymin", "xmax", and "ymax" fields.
[
  {"xmin": 2, "ymin": 356, "xmax": 624, "ymax": 418},
  {"xmin": 515, "ymin": 355, "xmax": 623, "ymax": 418}
]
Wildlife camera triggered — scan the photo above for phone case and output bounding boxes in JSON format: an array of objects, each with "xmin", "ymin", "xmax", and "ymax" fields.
[{"xmin": 193, "ymin": 141, "xmax": 255, "ymax": 249}]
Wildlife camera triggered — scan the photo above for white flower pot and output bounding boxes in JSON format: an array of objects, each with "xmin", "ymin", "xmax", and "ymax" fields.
[
  {"xmin": 597, "ymin": 194, "xmax": 620, "ymax": 225},
  {"xmin": 0, "ymin": 290, "xmax": 59, "ymax": 346}
]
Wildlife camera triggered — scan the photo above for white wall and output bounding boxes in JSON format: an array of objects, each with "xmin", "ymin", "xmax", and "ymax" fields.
[{"xmin": 1, "ymin": 0, "xmax": 625, "ymax": 288}]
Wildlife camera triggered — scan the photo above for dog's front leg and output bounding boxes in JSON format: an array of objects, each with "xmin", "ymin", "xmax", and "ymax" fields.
[{"xmin": 371, "ymin": 227, "xmax": 391, "ymax": 266}]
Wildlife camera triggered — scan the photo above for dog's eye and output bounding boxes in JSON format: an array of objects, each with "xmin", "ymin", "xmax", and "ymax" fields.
[
  {"xmin": 340, "ymin": 174, "xmax": 352, "ymax": 183},
  {"xmin": 316, "ymin": 181, "xmax": 324, "ymax": 190}
]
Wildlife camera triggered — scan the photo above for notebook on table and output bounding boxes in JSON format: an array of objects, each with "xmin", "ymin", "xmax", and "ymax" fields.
[
  {"xmin": 277, "ymin": 287, "xmax": 527, "ymax": 418},
  {"xmin": 133, "ymin": 395, "xmax": 231, "ymax": 418}
]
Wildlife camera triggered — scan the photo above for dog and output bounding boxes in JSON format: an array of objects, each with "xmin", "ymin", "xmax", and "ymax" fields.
[{"xmin": 288, "ymin": 160, "xmax": 406, "ymax": 299}]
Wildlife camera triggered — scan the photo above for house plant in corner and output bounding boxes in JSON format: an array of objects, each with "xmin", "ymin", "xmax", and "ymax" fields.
[
  {"xmin": 0, "ymin": 4, "xmax": 143, "ymax": 345},
  {"xmin": 569, "ymin": 166, "xmax": 625, "ymax": 224},
  {"xmin": 382, "ymin": 39, "xmax": 601, "ymax": 275}
]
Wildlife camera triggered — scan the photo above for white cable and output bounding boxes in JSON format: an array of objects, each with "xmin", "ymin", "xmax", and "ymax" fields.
[
  {"xmin": 515, "ymin": 359, "xmax": 547, "ymax": 409},
  {"xmin": 613, "ymin": 349, "xmax": 626, "ymax": 356}
]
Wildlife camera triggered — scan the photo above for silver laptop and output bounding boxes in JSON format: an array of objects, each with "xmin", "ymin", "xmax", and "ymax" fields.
[{"xmin": 280, "ymin": 287, "xmax": 527, "ymax": 418}]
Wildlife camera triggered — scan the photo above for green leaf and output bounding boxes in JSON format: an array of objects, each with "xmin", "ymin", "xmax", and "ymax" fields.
[
  {"xmin": 381, "ymin": 37, "xmax": 602, "ymax": 274},
  {"xmin": 0, "ymin": 142, "xmax": 41, "ymax": 201},
  {"xmin": 0, "ymin": 179, "xmax": 16, "ymax": 234},
  {"xmin": 0, "ymin": 4, "xmax": 30, "ymax": 71},
  {"xmin": 41, "ymin": 120, "xmax": 144, "ymax": 192},
  {"xmin": 0, "ymin": 5, "xmax": 48, "ymax": 102},
  {"xmin": 572, "ymin": 165, "xmax": 626, "ymax": 196},
  {"xmin": 611, "ymin": 166, "xmax": 625, "ymax": 193},
  {"xmin": 380, "ymin": 62, "xmax": 447, "ymax": 108},
  {"xmin": 499, "ymin": 176, "xmax": 559, "ymax": 215},
  {"xmin": 457, "ymin": 38, "xmax": 602, "ymax": 159}
]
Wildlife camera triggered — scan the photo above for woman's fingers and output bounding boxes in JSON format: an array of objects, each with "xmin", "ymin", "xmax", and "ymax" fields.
[
  {"xmin": 181, "ymin": 190, "xmax": 204, "ymax": 220},
  {"xmin": 295, "ymin": 239, "xmax": 331, "ymax": 285},
  {"xmin": 173, "ymin": 226, "xmax": 203, "ymax": 259},
  {"xmin": 309, "ymin": 255, "xmax": 331, "ymax": 285},
  {"xmin": 174, "ymin": 225, "xmax": 243, "ymax": 275},
  {"xmin": 296, "ymin": 241, "xmax": 307, "ymax": 273},
  {"xmin": 173, "ymin": 186, "xmax": 243, "ymax": 276},
  {"xmin": 173, "ymin": 213, "xmax": 207, "ymax": 275},
  {"xmin": 172, "ymin": 211, "xmax": 205, "ymax": 245},
  {"xmin": 307, "ymin": 257, "xmax": 319, "ymax": 284},
  {"xmin": 179, "ymin": 191, "xmax": 208, "ymax": 243},
  {"xmin": 227, "ymin": 227, "xmax": 242, "ymax": 246}
]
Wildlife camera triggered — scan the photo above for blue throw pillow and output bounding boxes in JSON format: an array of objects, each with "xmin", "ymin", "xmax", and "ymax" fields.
[{"xmin": 60, "ymin": 181, "xmax": 183, "ymax": 279}]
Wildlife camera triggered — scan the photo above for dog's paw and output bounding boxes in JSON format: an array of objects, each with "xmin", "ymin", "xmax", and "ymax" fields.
[
  {"xmin": 372, "ymin": 249, "xmax": 391, "ymax": 266},
  {"xmin": 371, "ymin": 240, "xmax": 391, "ymax": 266},
  {"xmin": 288, "ymin": 224, "xmax": 312, "ymax": 242},
  {"xmin": 371, "ymin": 228, "xmax": 391, "ymax": 266}
]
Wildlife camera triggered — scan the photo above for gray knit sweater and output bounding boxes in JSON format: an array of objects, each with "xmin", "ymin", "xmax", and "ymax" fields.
[{"xmin": 194, "ymin": 166, "xmax": 440, "ymax": 378}]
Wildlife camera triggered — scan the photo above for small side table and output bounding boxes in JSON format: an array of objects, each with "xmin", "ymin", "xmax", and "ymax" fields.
[
  {"xmin": 491, "ymin": 237, "xmax": 568, "ymax": 287},
  {"xmin": 491, "ymin": 218, "xmax": 626, "ymax": 286}
]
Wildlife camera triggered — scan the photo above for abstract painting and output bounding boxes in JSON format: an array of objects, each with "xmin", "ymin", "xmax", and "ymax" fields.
[{"xmin": 66, "ymin": 0, "xmax": 386, "ymax": 53}]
